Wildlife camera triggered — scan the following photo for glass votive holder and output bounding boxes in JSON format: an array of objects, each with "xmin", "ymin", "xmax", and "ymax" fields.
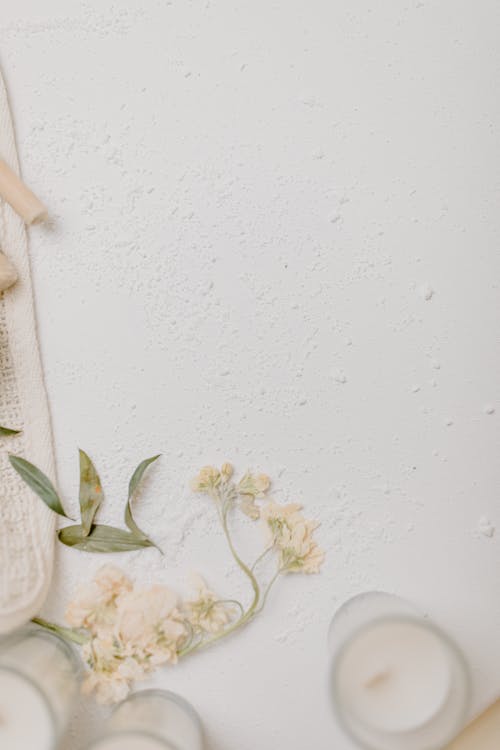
[
  {"xmin": 0, "ymin": 625, "xmax": 80, "ymax": 749},
  {"xmin": 87, "ymin": 690, "xmax": 204, "ymax": 750},
  {"xmin": 328, "ymin": 592, "xmax": 471, "ymax": 750}
]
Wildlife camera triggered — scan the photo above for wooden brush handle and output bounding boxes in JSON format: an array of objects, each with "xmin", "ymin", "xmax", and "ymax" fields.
[
  {"xmin": 446, "ymin": 700, "xmax": 500, "ymax": 749},
  {"xmin": 0, "ymin": 158, "xmax": 47, "ymax": 224}
]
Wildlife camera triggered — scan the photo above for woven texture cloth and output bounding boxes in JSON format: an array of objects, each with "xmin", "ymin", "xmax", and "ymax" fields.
[{"xmin": 0, "ymin": 69, "xmax": 55, "ymax": 633}]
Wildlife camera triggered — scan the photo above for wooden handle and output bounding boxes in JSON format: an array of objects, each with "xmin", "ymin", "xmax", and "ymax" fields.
[
  {"xmin": 0, "ymin": 158, "xmax": 47, "ymax": 225},
  {"xmin": 446, "ymin": 699, "xmax": 500, "ymax": 749}
]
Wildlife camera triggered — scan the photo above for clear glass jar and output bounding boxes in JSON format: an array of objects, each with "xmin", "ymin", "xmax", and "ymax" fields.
[
  {"xmin": 328, "ymin": 592, "xmax": 471, "ymax": 750},
  {"xmin": 87, "ymin": 690, "xmax": 204, "ymax": 750},
  {"xmin": 0, "ymin": 626, "xmax": 80, "ymax": 750}
]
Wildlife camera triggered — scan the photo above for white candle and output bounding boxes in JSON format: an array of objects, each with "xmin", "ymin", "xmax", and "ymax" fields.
[
  {"xmin": 0, "ymin": 669, "xmax": 54, "ymax": 749},
  {"xmin": 336, "ymin": 619, "xmax": 452, "ymax": 732},
  {"xmin": 329, "ymin": 593, "xmax": 471, "ymax": 750},
  {"xmin": 0, "ymin": 627, "xmax": 79, "ymax": 748}
]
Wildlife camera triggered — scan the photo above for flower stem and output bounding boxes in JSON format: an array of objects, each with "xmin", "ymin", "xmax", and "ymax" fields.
[
  {"xmin": 31, "ymin": 617, "xmax": 88, "ymax": 646},
  {"xmin": 221, "ymin": 507, "xmax": 260, "ymax": 609},
  {"xmin": 250, "ymin": 545, "xmax": 274, "ymax": 572},
  {"xmin": 254, "ymin": 567, "xmax": 284, "ymax": 615},
  {"xmin": 211, "ymin": 599, "xmax": 245, "ymax": 617},
  {"xmin": 179, "ymin": 506, "xmax": 263, "ymax": 659}
]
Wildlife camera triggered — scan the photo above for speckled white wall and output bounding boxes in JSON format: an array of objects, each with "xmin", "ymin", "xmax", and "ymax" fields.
[{"xmin": 1, "ymin": 2, "xmax": 500, "ymax": 748}]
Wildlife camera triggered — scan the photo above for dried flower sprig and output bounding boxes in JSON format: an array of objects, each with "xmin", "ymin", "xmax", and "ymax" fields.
[
  {"xmin": 9, "ymin": 451, "xmax": 161, "ymax": 553},
  {"xmin": 33, "ymin": 462, "xmax": 324, "ymax": 703}
]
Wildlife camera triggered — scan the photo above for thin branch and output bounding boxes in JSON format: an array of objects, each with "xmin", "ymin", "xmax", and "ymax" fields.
[
  {"xmin": 251, "ymin": 545, "xmax": 274, "ymax": 572},
  {"xmin": 32, "ymin": 617, "xmax": 89, "ymax": 646}
]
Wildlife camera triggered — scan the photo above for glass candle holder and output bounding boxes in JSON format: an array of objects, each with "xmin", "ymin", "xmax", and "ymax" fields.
[
  {"xmin": 87, "ymin": 690, "xmax": 204, "ymax": 750},
  {"xmin": 0, "ymin": 625, "xmax": 80, "ymax": 749},
  {"xmin": 328, "ymin": 592, "xmax": 471, "ymax": 750}
]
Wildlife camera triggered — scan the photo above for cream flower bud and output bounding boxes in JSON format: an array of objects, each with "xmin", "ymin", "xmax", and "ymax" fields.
[
  {"xmin": 237, "ymin": 471, "xmax": 271, "ymax": 498},
  {"xmin": 254, "ymin": 474, "xmax": 271, "ymax": 494},
  {"xmin": 191, "ymin": 465, "xmax": 221, "ymax": 492},
  {"xmin": 221, "ymin": 462, "xmax": 234, "ymax": 480}
]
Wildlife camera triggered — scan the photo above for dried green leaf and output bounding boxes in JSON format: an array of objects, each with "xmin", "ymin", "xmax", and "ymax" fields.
[
  {"xmin": 79, "ymin": 449, "xmax": 103, "ymax": 536},
  {"xmin": 9, "ymin": 455, "xmax": 71, "ymax": 519},
  {"xmin": 0, "ymin": 425, "xmax": 20, "ymax": 436},
  {"xmin": 58, "ymin": 524, "xmax": 155, "ymax": 553},
  {"xmin": 125, "ymin": 454, "xmax": 160, "ymax": 539}
]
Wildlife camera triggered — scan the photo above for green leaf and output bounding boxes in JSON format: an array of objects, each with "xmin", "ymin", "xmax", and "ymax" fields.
[
  {"xmin": 58, "ymin": 524, "xmax": 155, "ymax": 553},
  {"xmin": 125, "ymin": 454, "xmax": 160, "ymax": 539},
  {"xmin": 0, "ymin": 425, "xmax": 21, "ymax": 436},
  {"xmin": 9, "ymin": 455, "xmax": 71, "ymax": 519},
  {"xmin": 79, "ymin": 449, "xmax": 103, "ymax": 536}
]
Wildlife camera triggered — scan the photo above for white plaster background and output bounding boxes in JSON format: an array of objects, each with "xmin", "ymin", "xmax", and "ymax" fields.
[{"xmin": 1, "ymin": 1, "xmax": 500, "ymax": 748}]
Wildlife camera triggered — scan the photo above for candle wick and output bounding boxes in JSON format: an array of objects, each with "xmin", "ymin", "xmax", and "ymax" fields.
[{"xmin": 363, "ymin": 668, "xmax": 391, "ymax": 689}]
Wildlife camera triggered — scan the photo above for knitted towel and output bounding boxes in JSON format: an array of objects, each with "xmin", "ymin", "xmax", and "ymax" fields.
[{"xmin": 0, "ymin": 69, "xmax": 56, "ymax": 633}]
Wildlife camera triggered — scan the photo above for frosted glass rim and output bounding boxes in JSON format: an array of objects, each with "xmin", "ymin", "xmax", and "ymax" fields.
[
  {"xmin": 84, "ymin": 729, "xmax": 178, "ymax": 750},
  {"xmin": 0, "ymin": 623, "xmax": 82, "ymax": 673},
  {"xmin": 111, "ymin": 688, "xmax": 205, "ymax": 737},
  {"xmin": 84, "ymin": 689, "xmax": 205, "ymax": 750}
]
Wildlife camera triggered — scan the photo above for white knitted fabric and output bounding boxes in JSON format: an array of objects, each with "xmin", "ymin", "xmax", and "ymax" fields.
[{"xmin": 0, "ymin": 69, "xmax": 55, "ymax": 633}]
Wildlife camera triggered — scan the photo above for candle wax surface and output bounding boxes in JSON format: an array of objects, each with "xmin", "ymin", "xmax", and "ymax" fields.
[
  {"xmin": 336, "ymin": 619, "xmax": 452, "ymax": 734},
  {"xmin": 92, "ymin": 736, "xmax": 169, "ymax": 750},
  {"xmin": 0, "ymin": 668, "xmax": 54, "ymax": 750}
]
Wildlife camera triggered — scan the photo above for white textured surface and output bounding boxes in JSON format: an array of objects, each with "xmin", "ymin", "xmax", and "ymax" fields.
[{"xmin": 2, "ymin": 2, "xmax": 500, "ymax": 748}]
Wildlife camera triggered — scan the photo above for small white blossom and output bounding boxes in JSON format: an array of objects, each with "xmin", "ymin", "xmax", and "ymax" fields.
[
  {"xmin": 237, "ymin": 471, "xmax": 271, "ymax": 519},
  {"xmin": 65, "ymin": 565, "xmax": 132, "ymax": 631},
  {"xmin": 237, "ymin": 472, "xmax": 271, "ymax": 498},
  {"xmin": 261, "ymin": 502, "xmax": 324, "ymax": 574},
  {"xmin": 185, "ymin": 573, "xmax": 236, "ymax": 635},
  {"xmin": 191, "ymin": 466, "xmax": 221, "ymax": 493},
  {"xmin": 115, "ymin": 585, "xmax": 186, "ymax": 663}
]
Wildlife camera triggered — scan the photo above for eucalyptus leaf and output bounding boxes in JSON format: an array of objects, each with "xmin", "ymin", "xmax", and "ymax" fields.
[
  {"xmin": 79, "ymin": 449, "xmax": 103, "ymax": 536},
  {"xmin": 125, "ymin": 454, "xmax": 160, "ymax": 540},
  {"xmin": 9, "ymin": 455, "xmax": 71, "ymax": 519},
  {"xmin": 0, "ymin": 425, "xmax": 20, "ymax": 436},
  {"xmin": 58, "ymin": 524, "xmax": 155, "ymax": 553}
]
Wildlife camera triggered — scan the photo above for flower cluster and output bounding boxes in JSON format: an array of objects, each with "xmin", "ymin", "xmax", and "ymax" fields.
[
  {"xmin": 192, "ymin": 463, "xmax": 271, "ymax": 520},
  {"xmin": 39, "ymin": 462, "xmax": 324, "ymax": 705},
  {"xmin": 192, "ymin": 463, "xmax": 324, "ymax": 573},
  {"xmin": 65, "ymin": 566, "xmax": 235, "ymax": 703},
  {"xmin": 261, "ymin": 502, "xmax": 324, "ymax": 573}
]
